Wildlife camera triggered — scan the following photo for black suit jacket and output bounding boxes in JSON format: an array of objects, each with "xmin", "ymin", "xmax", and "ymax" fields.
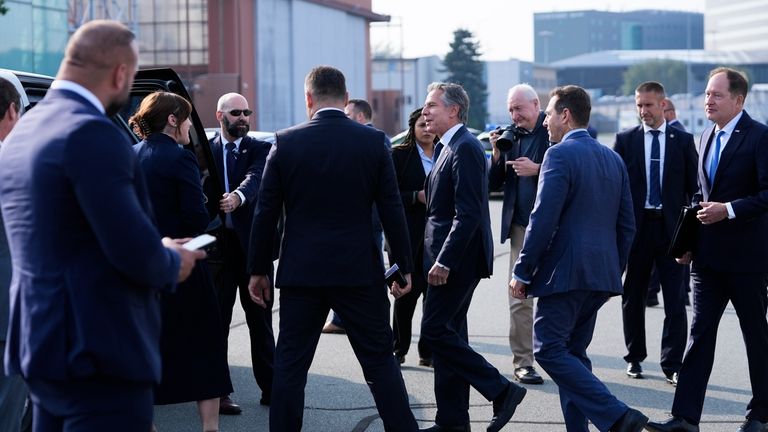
[
  {"xmin": 694, "ymin": 111, "xmax": 768, "ymax": 272},
  {"xmin": 248, "ymin": 109, "xmax": 411, "ymax": 287},
  {"xmin": 424, "ymin": 125, "xmax": 493, "ymax": 278},
  {"xmin": 488, "ymin": 112, "xmax": 549, "ymax": 242},
  {"xmin": 210, "ymin": 134, "xmax": 272, "ymax": 249},
  {"xmin": 613, "ymin": 123, "xmax": 698, "ymax": 240},
  {"xmin": 390, "ymin": 144, "xmax": 428, "ymax": 259}
]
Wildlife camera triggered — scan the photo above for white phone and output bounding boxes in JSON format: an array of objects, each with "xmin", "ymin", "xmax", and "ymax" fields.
[{"xmin": 182, "ymin": 233, "xmax": 216, "ymax": 251}]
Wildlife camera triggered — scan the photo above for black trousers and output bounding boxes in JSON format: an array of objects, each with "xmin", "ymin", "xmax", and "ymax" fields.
[
  {"xmin": 270, "ymin": 285, "xmax": 418, "ymax": 432},
  {"xmin": 392, "ymin": 246, "xmax": 431, "ymax": 360},
  {"xmin": 672, "ymin": 267, "xmax": 768, "ymax": 424},
  {"xmin": 420, "ymin": 258, "xmax": 512, "ymax": 427},
  {"xmin": 622, "ymin": 211, "xmax": 687, "ymax": 374},
  {"xmin": 215, "ymin": 227, "xmax": 275, "ymax": 398},
  {"xmin": 27, "ymin": 378, "xmax": 152, "ymax": 432}
]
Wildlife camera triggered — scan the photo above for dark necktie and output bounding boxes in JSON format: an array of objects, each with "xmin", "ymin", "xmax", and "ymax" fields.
[
  {"xmin": 433, "ymin": 141, "xmax": 444, "ymax": 163},
  {"xmin": 648, "ymin": 130, "xmax": 662, "ymax": 207},
  {"xmin": 225, "ymin": 142, "xmax": 237, "ymax": 192},
  {"xmin": 708, "ymin": 130, "xmax": 725, "ymax": 186}
]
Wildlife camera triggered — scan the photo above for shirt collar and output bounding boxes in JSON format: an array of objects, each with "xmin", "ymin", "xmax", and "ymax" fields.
[
  {"xmin": 716, "ymin": 110, "xmax": 744, "ymax": 136},
  {"xmin": 439, "ymin": 123, "xmax": 464, "ymax": 147},
  {"xmin": 220, "ymin": 132, "xmax": 243, "ymax": 149},
  {"xmin": 50, "ymin": 80, "xmax": 105, "ymax": 114},
  {"xmin": 315, "ymin": 107, "xmax": 344, "ymax": 115},
  {"xmin": 562, "ymin": 128, "xmax": 588, "ymax": 142},
  {"xmin": 642, "ymin": 122, "xmax": 667, "ymax": 135}
]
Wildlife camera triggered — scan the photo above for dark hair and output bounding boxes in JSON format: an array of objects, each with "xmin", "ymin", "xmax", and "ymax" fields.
[
  {"xmin": 0, "ymin": 77, "xmax": 20, "ymax": 119},
  {"xmin": 128, "ymin": 91, "xmax": 192, "ymax": 140},
  {"xmin": 347, "ymin": 99, "xmax": 372, "ymax": 121},
  {"xmin": 427, "ymin": 82, "xmax": 469, "ymax": 124},
  {"xmin": 635, "ymin": 81, "xmax": 666, "ymax": 98},
  {"xmin": 709, "ymin": 66, "xmax": 749, "ymax": 99},
  {"xmin": 395, "ymin": 108, "xmax": 425, "ymax": 150},
  {"xmin": 550, "ymin": 85, "xmax": 591, "ymax": 128},
  {"xmin": 305, "ymin": 66, "xmax": 346, "ymax": 103}
]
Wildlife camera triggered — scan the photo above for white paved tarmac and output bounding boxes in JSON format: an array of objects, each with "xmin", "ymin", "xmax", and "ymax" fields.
[{"xmin": 154, "ymin": 198, "xmax": 752, "ymax": 431}]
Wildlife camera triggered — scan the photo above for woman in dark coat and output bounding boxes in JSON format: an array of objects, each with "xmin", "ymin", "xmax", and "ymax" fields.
[
  {"xmin": 390, "ymin": 107, "xmax": 437, "ymax": 366},
  {"xmin": 130, "ymin": 91, "xmax": 231, "ymax": 432}
]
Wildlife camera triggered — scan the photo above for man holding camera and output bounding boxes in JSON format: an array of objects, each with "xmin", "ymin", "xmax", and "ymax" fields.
[{"xmin": 488, "ymin": 83, "xmax": 549, "ymax": 385}]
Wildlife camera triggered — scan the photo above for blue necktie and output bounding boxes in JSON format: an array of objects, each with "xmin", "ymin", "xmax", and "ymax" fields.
[
  {"xmin": 708, "ymin": 130, "xmax": 725, "ymax": 186},
  {"xmin": 648, "ymin": 130, "xmax": 662, "ymax": 207},
  {"xmin": 433, "ymin": 141, "xmax": 444, "ymax": 163},
  {"xmin": 225, "ymin": 142, "xmax": 237, "ymax": 192}
]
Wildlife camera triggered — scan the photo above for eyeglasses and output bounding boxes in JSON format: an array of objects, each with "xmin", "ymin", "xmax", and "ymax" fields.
[{"xmin": 226, "ymin": 109, "xmax": 252, "ymax": 117}]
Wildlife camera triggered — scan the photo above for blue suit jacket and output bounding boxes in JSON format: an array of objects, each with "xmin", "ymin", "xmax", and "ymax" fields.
[
  {"xmin": 210, "ymin": 134, "xmax": 272, "ymax": 249},
  {"xmin": 514, "ymin": 130, "xmax": 635, "ymax": 297},
  {"xmin": 247, "ymin": 109, "xmax": 411, "ymax": 287},
  {"xmin": 424, "ymin": 125, "xmax": 493, "ymax": 278},
  {"xmin": 613, "ymin": 123, "xmax": 698, "ymax": 240},
  {"xmin": 694, "ymin": 111, "xmax": 768, "ymax": 272},
  {"xmin": 134, "ymin": 133, "xmax": 210, "ymax": 238},
  {"xmin": 488, "ymin": 112, "xmax": 549, "ymax": 242},
  {"xmin": 0, "ymin": 89, "xmax": 180, "ymax": 382}
]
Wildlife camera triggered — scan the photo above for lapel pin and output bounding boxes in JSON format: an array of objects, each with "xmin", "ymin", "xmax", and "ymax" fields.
[
  {"xmin": 241, "ymin": 149, "xmax": 247, "ymax": 154},
  {"xmin": 670, "ymin": 133, "xmax": 675, "ymax": 138}
]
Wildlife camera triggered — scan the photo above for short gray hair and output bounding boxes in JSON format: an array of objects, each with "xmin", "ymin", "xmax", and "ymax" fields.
[
  {"xmin": 427, "ymin": 82, "xmax": 469, "ymax": 124},
  {"xmin": 508, "ymin": 83, "xmax": 538, "ymax": 103}
]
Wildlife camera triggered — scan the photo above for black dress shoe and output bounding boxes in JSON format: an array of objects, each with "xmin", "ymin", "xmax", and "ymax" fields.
[
  {"xmin": 419, "ymin": 357, "xmax": 433, "ymax": 367},
  {"xmin": 626, "ymin": 362, "xmax": 644, "ymax": 379},
  {"xmin": 419, "ymin": 424, "xmax": 471, "ymax": 431},
  {"xmin": 395, "ymin": 354, "xmax": 406, "ymax": 364},
  {"xmin": 488, "ymin": 383, "xmax": 527, "ymax": 432},
  {"xmin": 219, "ymin": 395, "xmax": 242, "ymax": 415},
  {"xmin": 260, "ymin": 394, "xmax": 271, "ymax": 406},
  {"xmin": 611, "ymin": 408, "xmax": 648, "ymax": 432},
  {"xmin": 646, "ymin": 416, "xmax": 699, "ymax": 431},
  {"xmin": 664, "ymin": 371, "xmax": 679, "ymax": 386},
  {"xmin": 514, "ymin": 366, "xmax": 544, "ymax": 384},
  {"xmin": 737, "ymin": 419, "xmax": 768, "ymax": 432},
  {"xmin": 647, "ymin": 296, "xmax": 660, "ymax": 307}
]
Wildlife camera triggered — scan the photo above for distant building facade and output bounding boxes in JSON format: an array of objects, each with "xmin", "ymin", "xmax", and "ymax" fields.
[
  {"xmin": 705, "ymin": 0, "xmax": 768, "ymax": 52},
  {"xmin": 534, "ymin": 9, "xmax": 703, "ymax": 64}
]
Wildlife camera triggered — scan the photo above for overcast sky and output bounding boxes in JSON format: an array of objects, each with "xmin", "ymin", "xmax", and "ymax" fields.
[{"xmin": 370, "ymin": 0, "xmax": 705, "ymax": 61}]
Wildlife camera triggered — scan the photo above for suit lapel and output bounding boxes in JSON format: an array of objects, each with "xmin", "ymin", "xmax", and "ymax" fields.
[
  {"xmin": 714, "ymin": 113, "xmax": 751, "ymax": 182},
  {"xmin": 662, "ymin": 126, "xmax": 676, "ymax": 189},
  {"xmin": 212, "ymin": 136, "xmax": 225, "ymax": 182},
  {"xmin": 633, "ymin": 127, "xmax": 648, "ymax": 194}
]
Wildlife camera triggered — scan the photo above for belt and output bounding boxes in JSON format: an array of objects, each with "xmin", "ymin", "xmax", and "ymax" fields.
[{"xmin": 643, "ymin": 208, "xmax": 663, "ymax": 219}]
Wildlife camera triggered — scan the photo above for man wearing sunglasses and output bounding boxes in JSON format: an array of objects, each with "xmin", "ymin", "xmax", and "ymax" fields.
[{"xmin": 210, "ymin": 93, "xmax": 275, "ymax": 415}]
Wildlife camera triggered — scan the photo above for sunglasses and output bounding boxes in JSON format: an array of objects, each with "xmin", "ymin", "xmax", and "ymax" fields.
[{"xmin": 226, "ymin": 109, "xmax": 253, "ymax": 117}]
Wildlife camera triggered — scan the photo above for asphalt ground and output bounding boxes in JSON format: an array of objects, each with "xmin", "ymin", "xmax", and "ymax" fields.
[{"xmin": 154, "ymin": 197, "xmax": 753, "ymax": 431}]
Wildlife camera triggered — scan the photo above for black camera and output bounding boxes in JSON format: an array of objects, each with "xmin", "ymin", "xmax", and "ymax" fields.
[{"xmin": 494, "ymin": 125, "xmax": 532, "ymax": 152}]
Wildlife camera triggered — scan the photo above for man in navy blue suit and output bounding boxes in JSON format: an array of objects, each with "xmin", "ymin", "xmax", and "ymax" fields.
[
  {"xmin": 647, "ymin": 68, "xmax": 768, "ymax": 432},
  {"xmin": 419, "ymin": 82, "xmax": 526, "ymax": 432},
  {"xmin": 613, "ymin": 81, "xmax": 697, "ymax": 385},
  {"xmin": 511, "ymin": 85, "xmax": 647, "ymax": 432},
  {"xmin": 209, "ymin": 92, "xmax": 274, "ymax": 414},
  {"xmin": 246, "ymin": 66, "xmax": 417, "ymax": 432},
  {"xmin": 0, "ymin": 20, "xmax": 204, "ymax": 432}
]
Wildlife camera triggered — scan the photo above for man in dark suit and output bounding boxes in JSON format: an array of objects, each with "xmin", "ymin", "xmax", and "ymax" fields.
[
  {"xmin": 420, "ymin": 82, "xmax": 526, "ymax": 432},
  {"xmin": 613, "ymin": 81, "xmax": 698, "ymax": 385},
  {"xmin": 647, "ymin": 68, "xmax": 768, "ymax": 432},
  {"xmin": 648, "ymin": 96, "xmax": 690, "ymax": 308},
  {"xmin": 488, "ymin": 83, "xmax": 548, "ymax": 385},
  {"xmin": 511, "ymin": 85, "xmax": 647, "ymax": 432},
  {"xmin": 209, "ymin": 92, "xmax": 274, "ymax": 414},
  {"xmin": 664, "ymin": 98, "xmax": 686, "ymax": 132},
  {"xmin": 0, "ymin": 20, "xmax": 203, "ymax": 431},
  {"xmin": 246, "ymin": 66, "xmax": 418, "ymax": 432},
  {"xmin": 0, "ymin": 75, "xmax": 27, "ymax": 432}
]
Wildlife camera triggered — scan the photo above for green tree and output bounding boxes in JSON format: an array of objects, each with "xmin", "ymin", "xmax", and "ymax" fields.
[
  {"xmin": 0, "ymin": 0, "xmax": 8, "ymax": 15},
  {"xmin": 622, "ymin": 60, "xmax": 688, "ymax": 95},
  {"xmin": 443, "ymin": 29, "xmax": 487, "ymax": 130}
]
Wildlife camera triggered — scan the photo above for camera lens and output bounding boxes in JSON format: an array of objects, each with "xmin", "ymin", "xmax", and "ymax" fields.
[{"xmin": 496, "ymin": 129, "xmax": 517, "ymax": 152}]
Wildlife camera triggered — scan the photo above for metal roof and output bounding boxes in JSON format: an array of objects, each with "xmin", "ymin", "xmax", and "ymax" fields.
[{"xmin": 551, "ymin": 50, "xmax": 768, "ymax": 68}]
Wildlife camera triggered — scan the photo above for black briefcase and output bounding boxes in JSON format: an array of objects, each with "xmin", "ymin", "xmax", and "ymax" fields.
[{"xmin": 668, "ymin": 205, "xmax": 702, "ymax": 258}]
